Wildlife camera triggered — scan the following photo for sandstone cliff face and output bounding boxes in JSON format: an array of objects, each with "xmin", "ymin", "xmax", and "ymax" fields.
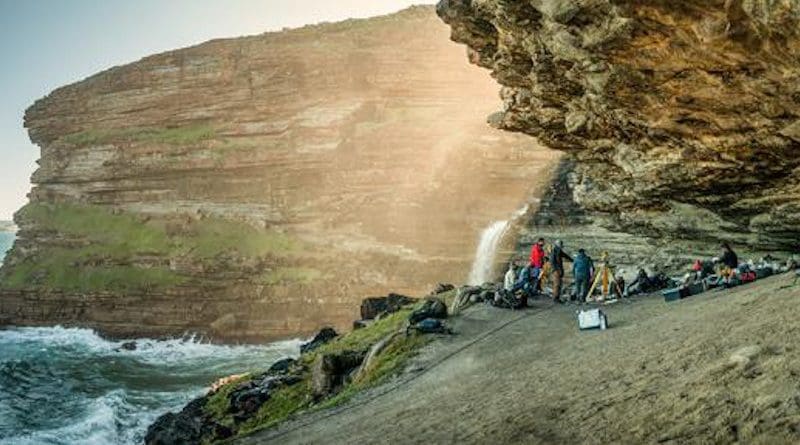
[
  {"xmin": 0, "ymin": 6, "xmax": 557, "ymax": 342},
  {"xmin": 438, "ymin": 0, "xmax": 800, "ymax": 250}
]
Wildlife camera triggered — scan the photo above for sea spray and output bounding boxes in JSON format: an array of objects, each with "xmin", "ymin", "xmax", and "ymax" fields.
[
  {"xmin": 467, "ymin": 205, "xmax": 529, "ymax": 285},
  {"xmin": 0, "ymin": 326, "xmax": 301, "ymax": 445}
]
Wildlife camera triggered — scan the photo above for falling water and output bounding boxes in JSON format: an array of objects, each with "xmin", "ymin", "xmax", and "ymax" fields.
[{"xmin": 467, "ymin": 205, "xmax": 529, "ymax": 285}]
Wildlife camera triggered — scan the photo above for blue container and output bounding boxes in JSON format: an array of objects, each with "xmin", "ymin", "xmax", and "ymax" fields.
[{"xmin": 662, "ymin": 287, "xmax": 682, "ymax": 302}]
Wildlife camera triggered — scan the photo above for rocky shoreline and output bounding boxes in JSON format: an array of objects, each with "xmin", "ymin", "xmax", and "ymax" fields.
[{"xmin": 144, "ymin": 285, "xmax": 464, "ymax": 445}]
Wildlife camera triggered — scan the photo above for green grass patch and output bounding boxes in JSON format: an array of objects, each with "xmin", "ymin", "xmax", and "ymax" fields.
[
  {"xmin": 261, "ymin": 267, "xmax": 323, "ymax": 285},
  {"xmin": 204, "ymin": 379, "xmax": 245, "ymax": 429},
  {"xmin": 3, "ymin": 252, "xmax": 184, "ymax": 293},
  {"xmin": 62, "ymin": 123, "xmax": 215, "ymax": 147},
  {"xmin": 18, "ymin": 203, "xmax": 170, "ymax": 255},
  {"xmin": 306, "ymin": 308, "xmax": 413, "ymax": 359},
  {"xmin": 318, "ymin": 333, "xmax": 428, "ymax": 410},
  {"xmin": 236, "ymin": 382, "xmax": 312, "ymax": 436},
  {"xmin": 3, "ymin": 203, "xmax": 300, "ymax": 292},
  {"xmin": 175, "ymin": 218, "xmax": 296, "ymax": 258}
]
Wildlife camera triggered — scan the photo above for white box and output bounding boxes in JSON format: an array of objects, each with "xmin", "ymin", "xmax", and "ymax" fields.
[{"xmin": 578, "ymin": 309, "xmax": 608, "ymax": 330}]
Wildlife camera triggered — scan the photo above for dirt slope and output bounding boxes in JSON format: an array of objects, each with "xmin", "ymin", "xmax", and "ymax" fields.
[{"xmin": 238, "ymin": 273, "xmax": 800, "ymax": 444}]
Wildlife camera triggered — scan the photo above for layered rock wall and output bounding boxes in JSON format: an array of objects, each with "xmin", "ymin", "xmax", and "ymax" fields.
[
  {"xmin": 438, "ymin": 0, "xmax": 800, "ymax": 251},
  {"xmin": 0, "ymin": 6, "xmax": 558, "ymax": 342}
]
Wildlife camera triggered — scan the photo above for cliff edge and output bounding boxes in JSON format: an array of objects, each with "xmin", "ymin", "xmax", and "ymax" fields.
[{"xmin": 0, "ymin": 6, "xmax": 557, "ymax": 342}]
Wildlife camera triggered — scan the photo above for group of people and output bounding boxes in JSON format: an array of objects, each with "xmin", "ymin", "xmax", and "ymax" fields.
[
  {"xmin": 500, "ymin": 237, "xmax": 799, "ymax": 309},
  {"xmin": 502, "ymin": 239, "xmax": 750, "ymax": 307},
  {"xmin": 503, "ymin": 238, "xmax": 601, "ymax": 306}
]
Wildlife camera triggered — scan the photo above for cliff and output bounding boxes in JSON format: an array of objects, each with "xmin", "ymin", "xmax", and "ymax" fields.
[
  {"xmin": 437, "ymin": 0, "xmax": 800, "ymax": 251},
  {"xmin": 0, "ymin": 6, "xmax": 558, "ymax": 342}
]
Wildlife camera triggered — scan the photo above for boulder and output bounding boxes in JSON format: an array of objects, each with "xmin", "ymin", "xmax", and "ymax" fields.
[
  {"xmin": 300, "ymin": 327, "xmax": 338, "ymax": 354},
  {"xmin": 311, "ymin": 350, "xmax": 366, "ymax": 399},
  {"xmin": 360, "ymin": 293, "xmax": 417, "ymax": 320},
  {"xmin": 145, "ymin": 396, "xmax": 208, "ymax": 445},
  {"xmin": 431, "ymin": 283, "xmax": 455, "ymax": 295},
  {"xmin": 353, "ymin": 319, "xmax": 372, "ymax": 330},
  {"xmin": 267, "ymin": 357, "xmax": 296, "ymax": 374},
  {"xmin": 120, "ymin": 341, "xmax": 137, "ymax": 351},
  {"xmin": 228, "ymin": 374, "xmax": 303, "ymax": 420},
  {"xmin": 409, "ymin": 297, "xmax": 448, "ymax": 324}
]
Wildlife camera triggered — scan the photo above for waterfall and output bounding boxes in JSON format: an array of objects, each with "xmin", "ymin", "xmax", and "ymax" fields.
[{"xmin": 467, "ymin": 205, "xmax": 529, "ymax": 286}]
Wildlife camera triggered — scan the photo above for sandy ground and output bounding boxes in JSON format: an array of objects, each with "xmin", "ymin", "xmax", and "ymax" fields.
[{"xmin": 237, "ymin": 273, "xmax": 800, "ymax": 445}]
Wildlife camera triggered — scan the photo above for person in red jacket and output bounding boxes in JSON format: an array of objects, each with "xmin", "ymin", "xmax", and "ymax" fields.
[{"xmin": 529, "ymin": 238, "xmax": 546, "ymax": 293}]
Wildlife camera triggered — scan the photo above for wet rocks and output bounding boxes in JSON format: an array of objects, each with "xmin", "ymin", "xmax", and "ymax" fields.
[
  {"xmin": 300, "ymin": 327, "xmax": 338, "ymax": 354},
  {"xmin": 360, "ymin": 293, "xmax": 417, "ymax": 320},
  {"xmin": 145, "ymin": 396, "xmax": 209, "ymax": 445},
  {"xmin": 267, "ymin": 357, "xmax": 297, "ymax": 374},
  {"xmin": 119, "ymin": 341, "xmax": 137, "ymax": 351}
]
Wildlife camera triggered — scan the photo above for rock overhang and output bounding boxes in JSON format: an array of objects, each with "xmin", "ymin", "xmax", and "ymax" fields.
[{"xmin": 437, "ymin": 0, "xmax": 800, "ymax": 250}]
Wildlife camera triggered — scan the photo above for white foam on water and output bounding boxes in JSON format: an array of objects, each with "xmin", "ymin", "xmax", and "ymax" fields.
[
  {"xmin": 0, "ymin": 326, "xmax": 303, "ymax": 365},
  {"xmin": 467, "ymin": 205, "xmax": 529, "ymax": 285},
  {"xmin": 0, "ymin": 326, "xmax": 302, "ymax": 445}
]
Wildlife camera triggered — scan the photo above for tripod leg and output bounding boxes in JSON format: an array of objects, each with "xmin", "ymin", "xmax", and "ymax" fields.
[{"xmin": 587, "ymin": 270, "xmax": 602, "ymax": 302}]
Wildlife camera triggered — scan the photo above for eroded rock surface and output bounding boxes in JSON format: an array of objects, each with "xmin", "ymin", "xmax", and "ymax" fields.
[
  {"xmin": 438, "ymin": 0, "xmax": 800, "ymax": 249},
  {"xmin": 0, "ymin": 6, "xmax": 558, "ymax": 341}
]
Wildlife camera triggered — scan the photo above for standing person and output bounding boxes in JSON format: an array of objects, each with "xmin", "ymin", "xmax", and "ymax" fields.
[
  {"xmin": 572, "ymin": 249, "xmax": 593, "ymax": 303},
  {"xmin": 504, "ymin": 263, "xmax": 517, "ymax": 293},
  {"xmin": 549, "ymin": 240, "xmax": 573, "ymax": 304},
  {"xmin": 529, "ymin": 238, "xmax": 546, "ymax": 293},
  {"xmin": 721, "ymin": 242, "xmax": 739, "ymax": 270}
]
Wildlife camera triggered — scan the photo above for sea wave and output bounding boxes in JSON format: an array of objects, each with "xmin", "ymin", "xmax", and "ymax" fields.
[{"xmin": 0, "ymin": 326, "xmax": 301, "ymax": 445}]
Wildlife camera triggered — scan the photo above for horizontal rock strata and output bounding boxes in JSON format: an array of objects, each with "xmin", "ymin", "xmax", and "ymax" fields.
[{"xmin": 0, "ymin": 6, "xmax": 558, "ymax": 342}]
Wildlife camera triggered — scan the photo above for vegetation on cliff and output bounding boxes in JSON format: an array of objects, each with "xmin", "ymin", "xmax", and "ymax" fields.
[
  {"xmin": 62, "ymin": 123, "xmax": 216, "ymax": 147},
  {"xmin": 1, "ymin": 203, "xmax": 304, "ymax": 293}
]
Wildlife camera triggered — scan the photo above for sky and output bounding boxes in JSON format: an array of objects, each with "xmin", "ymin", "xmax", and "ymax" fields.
[{"xmin": 0, "ymin": 0, "xmax": 436, "ymax": 221}]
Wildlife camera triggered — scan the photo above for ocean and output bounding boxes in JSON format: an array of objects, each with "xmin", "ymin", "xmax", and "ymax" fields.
[
  {"xmin": 0, "ymin": 232, "xmax": 13, "ymax": 264},
  {"xmin": 0, "ymin": 233, "xmax": 302, "ymax": 445}
]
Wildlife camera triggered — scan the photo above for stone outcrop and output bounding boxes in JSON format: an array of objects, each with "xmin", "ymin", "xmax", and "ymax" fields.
[
  {"xmin": 0, "ymin": 6, "xmax": 559, "ymax": 341},
  {"xmin": 359, "ymin": 293, "xmax": 416, "ymax": 320},
  {"xmin": 437, "ymin": 0, "xmax": 800, "ymax": 250}
]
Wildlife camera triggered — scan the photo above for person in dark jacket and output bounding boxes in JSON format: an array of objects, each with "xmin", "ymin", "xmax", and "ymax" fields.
[
  {"xmin": 721, "ymin": 242, "xmax": 739, "ymax": 269},
  {"xmin": 625, "ymin": 268, "xmax": 652, "ymax": 297},
  {"xmin": 572, "ymin": 249, "xmax": 594, "ymax": 302},
  {"xmin": 550, "ymin": 240, "xmax": 573, "ymax": 303}
]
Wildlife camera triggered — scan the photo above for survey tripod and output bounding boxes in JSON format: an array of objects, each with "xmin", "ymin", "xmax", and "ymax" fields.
[{"xmin": 586, "ymin": 252, "xmax": 624, "ymax": 302}]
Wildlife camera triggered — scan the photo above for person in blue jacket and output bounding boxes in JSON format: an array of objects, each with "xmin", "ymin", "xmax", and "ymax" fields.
[{"xmin": 572, "ymin": 248, "xmax": 594, "ymax": 303}]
